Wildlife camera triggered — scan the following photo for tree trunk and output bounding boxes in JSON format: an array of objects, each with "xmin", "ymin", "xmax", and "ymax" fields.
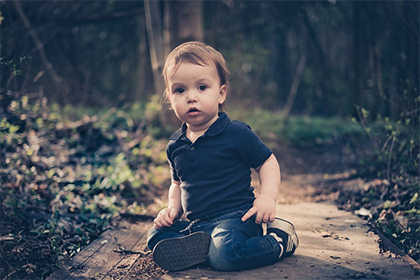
[
  {"xmin": 136, "ymin": 15, "xmax": 153, "ymax": 100},
  {"xmin": 164, "ymin": 0, "xmax": 204, "ymax": 52},
  {"xmin": 143, "ymin": 0, "xmax": 204, "ymax": 129},
  {"xmin": 144, "ymin": 0, "xmax": 180, "ymax": 129},
  {"xmin": 351, "ymin": 1, "xmax": 362, "ymax": 118}
]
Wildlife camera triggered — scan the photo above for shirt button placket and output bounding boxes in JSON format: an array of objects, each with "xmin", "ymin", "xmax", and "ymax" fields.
[{"xmin": 187, "ymin": 145, "xmax": 195, "ymax": 161}]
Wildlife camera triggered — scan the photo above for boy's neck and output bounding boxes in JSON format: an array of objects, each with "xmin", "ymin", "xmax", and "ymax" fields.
[
  {"xmin": 186, "ymin": 115, "xmax": 219, "ymax": 143},
  {"xmin": 186, "ymin": 128, "xmax": 206, "ymax": 143}
]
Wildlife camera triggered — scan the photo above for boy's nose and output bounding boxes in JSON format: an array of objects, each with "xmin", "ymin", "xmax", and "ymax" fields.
[{"xmin": 187, "ymin": 92, "xmax": 198, "ymax": 103}]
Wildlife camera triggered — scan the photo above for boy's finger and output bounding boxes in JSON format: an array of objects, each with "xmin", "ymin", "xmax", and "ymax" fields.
[
  {"xmin": 255, "ymin": 212, "xmax": 264, "ymax": 224},
  {"xmin": 242, "ymin": 207, "xmax": 256, "ymax": 222},
  {"xmin": 269, "ymin": 213, "xmax": 275, "ymax": 223},
  {"xmin": 162, "ymin": 216, "xmax": 173, "ymax": 226},
  {"xmin": 154, "ymin": 219, "xmax": 162, "ymax": 229}
]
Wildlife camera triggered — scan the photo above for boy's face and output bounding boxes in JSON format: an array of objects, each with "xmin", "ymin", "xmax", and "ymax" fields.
[{"xmin": 167, "ymin": 62, "xmax": 227, "ymax": 132}]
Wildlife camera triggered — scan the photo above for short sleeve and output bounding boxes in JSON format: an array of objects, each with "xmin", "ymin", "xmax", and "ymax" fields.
[{"xmin": 238, "ymin": 125, "xmax": 272, "ymax": 169}]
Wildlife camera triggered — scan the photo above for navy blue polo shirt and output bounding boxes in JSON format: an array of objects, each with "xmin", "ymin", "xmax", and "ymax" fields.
[{"xmin": 166, "ymin": 112, "xmax": 273, "ymax": 221}]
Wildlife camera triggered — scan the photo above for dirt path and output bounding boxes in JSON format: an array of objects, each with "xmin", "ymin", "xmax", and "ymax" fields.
[
  {"xmin": 162, "ymin": 145, "xmax": 418, "ymax": 279},
  {"xmin": 273, "ymin": 144, "xmax": 357, "ymax": 203},
  {"xmin": 163, "ymin": 202, "xmax": 417, "ymax": 280}
]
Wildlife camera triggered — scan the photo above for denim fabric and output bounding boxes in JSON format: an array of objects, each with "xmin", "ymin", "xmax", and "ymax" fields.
[{"xmin": 147, "ymin": 205, "xmax": 281, "ymax": 271}]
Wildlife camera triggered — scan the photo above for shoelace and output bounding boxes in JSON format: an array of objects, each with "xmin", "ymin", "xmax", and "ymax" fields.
[{"xmin": 179, "ymin": 219, "xmax": 201, "ymax": 234}]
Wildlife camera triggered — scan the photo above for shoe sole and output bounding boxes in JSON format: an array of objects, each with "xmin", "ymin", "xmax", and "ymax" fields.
[
  {"xmin": 152, "ymin": 231, "xmax": 211, "ymax": 271},
  {"xmin": 267, "ymin": 218, "xmax": 299, "ymax": 257}
]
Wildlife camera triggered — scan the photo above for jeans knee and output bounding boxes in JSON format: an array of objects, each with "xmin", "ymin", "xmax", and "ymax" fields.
[
  {"xmin": 208, "ymin": 252, "xmax": 229, "ymax": 271},
  {"xmin": 207, "ymin": 244, "xmax": 238, "ymax": 271}
]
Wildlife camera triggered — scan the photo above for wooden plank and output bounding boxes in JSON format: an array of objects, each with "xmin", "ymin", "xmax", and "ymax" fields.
[
  {"xmin": 67, "ymin": 222, "xmax": 149, "ymax": 279},
  {"xmin": 104, "ymin": 222, "xmax": 151, "ymax": 280},
  {"xmin": 63, "ymin": 228, "xmax": 132, "ymax": 280},
  {"xmin": 49, "ymin": 229, "xmax": 120, "ymax": 280},
  {"xmin": 48, "ymin": 221, "xmax": 152, "ymax": 280}
]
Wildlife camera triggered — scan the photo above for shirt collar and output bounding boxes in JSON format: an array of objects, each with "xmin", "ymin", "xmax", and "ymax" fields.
[{"xmin": 169, "ymin": 112, "xmax": 230, "ymax": 141}]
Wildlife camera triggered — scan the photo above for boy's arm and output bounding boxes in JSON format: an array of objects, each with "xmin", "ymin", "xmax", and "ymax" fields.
[
  {"xmin": 242, "ymin": 154, "xmax": 281, "ymax": 224},
  {"xmin": 167, "ymin": 180, "xmax": 182, "ymax": 214},
  {"xmin": 154, "ymin": 181, "xmax": 182, "ymax": 229}
]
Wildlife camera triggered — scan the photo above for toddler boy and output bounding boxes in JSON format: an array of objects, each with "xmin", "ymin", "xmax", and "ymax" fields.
[{"xmin": 147, "ymin": 41, "xmax": 298, "ymax": 271}]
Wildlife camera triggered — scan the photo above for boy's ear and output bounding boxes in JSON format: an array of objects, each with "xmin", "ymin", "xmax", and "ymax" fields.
[{"xmin": 219, "ymin": 84, "xmax": 227, "ymax": 104}]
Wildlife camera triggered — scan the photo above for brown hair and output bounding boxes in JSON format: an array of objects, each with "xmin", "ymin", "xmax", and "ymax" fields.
[{"xmin": 162, "ymin": 41, "xmax": 230, "ymax": 110}]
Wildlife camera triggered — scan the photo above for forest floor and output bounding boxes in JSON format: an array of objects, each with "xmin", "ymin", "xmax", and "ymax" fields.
[
  {"xmin": 110, "ymin": 143, "xmax": 419, "ymax": 279},
  {"xmin": 2, "ymin": 118, "xmax": 419, "ymax": 279},
  {"xmin": 2, "ymin": 99, "xmax": 418, "ymax": 279}
]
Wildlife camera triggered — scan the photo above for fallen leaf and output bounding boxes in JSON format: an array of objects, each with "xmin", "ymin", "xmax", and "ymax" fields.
[{"xmin": 355, "ymin": 207, "xmax": 371, "ymax": 217}]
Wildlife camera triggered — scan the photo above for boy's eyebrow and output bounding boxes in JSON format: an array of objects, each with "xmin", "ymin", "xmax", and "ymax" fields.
[
  {"xmin": 170, "ymin": 82, "xmax": 185, "ymax": 89},
  {"xmin": 171, "ymin": 77, "xmax": 213, "ymax": 86},
  {"xmin": 196, "ymin": 77, "xmax": 212, "ymax": 84}
]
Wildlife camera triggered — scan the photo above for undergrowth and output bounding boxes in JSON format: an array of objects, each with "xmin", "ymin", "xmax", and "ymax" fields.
[
  {"xmin": 0, "ymin": 93, "xmax": 171, "ymax": 279},
  {"xmin": 230, "ymin": 107, "xmax": 366, "ymax": 146},
  {"xmin": 350, "ymin": 106, "xmax": 420, "ymax": 261}
]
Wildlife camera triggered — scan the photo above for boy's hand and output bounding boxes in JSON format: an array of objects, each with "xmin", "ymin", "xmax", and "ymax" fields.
[
  {"xmin": 154, "ymin": 207, "xmax": 180, "ymax": 229},
  {"xmin": 242, "ymin": 194, "xmax": 276, "ymax": 224}
]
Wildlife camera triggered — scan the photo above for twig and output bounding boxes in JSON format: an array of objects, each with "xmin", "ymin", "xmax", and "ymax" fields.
[
  {"xmin": 386, "ymin": 134, "xmax": 396, "ymax": 182},
  {"xmin": 404, "ymin": 107, "xmax": 420, "ymax": 116},
  {"xmin": 381, "ymin": 134, "xmax": 393, "ymax": 153},
  {"xmin": 282, "ymin": 54, "xmax": 307, "ymax": 120},
  {"xmin": 355, "ymin": 106, "xmax": 373, "ymax": 140},
  {"xmin": 113, "ymin": 249, "xmax": 151, "ymax": 256}
]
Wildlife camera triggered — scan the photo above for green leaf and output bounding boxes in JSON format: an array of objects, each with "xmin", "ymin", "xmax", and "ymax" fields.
[{"xmin": 410, "ymin": 193, "xmax": 419, "ymax": 204}]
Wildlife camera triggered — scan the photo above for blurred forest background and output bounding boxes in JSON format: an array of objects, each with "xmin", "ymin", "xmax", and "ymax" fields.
[
  {"xmin": 0, "ymin": 1, "xmax": 419, "ymax": 279},
  {"xmin": 2, "ymin": 0, "xmax": 418, "ymax": 118}
]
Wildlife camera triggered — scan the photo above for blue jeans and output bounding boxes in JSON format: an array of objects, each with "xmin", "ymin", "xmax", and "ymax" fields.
[{"xmin": 147, "ymin": 205, "xmax": 281, "ymax": 271}]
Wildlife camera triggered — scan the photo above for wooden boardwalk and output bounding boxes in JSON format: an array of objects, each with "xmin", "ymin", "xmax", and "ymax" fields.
[
  {"xmin": 48, "ymin": 203, "xmax": 419, "ymax": 280},
  {"xmin": 48, "ymin": 220, "xmax": 153, "ymax": 280}
]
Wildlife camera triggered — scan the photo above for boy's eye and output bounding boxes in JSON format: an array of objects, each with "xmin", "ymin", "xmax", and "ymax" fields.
[
  {"xmin": 174, "ymin": 88, "xmax": 185, "ymax": 94},
  {"xmin": 198, "ymin": 85, "xmax": 207, "ymax": 91}
]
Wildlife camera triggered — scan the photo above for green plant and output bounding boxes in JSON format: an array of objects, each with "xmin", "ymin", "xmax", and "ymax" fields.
[
  {"xmin": 229, "ymin": 108, "xmax": 366, "ymax": 147},
  {"xmin": 0, "ymin": 55, "xmax": 31, "ymax": 76},
  {"xmin": 355, "ymin": 106, "xmax": 419, "ymax": 181}
]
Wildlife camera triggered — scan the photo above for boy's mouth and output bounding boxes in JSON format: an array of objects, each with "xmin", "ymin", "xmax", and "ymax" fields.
[{"xmin": 187, "ymin": 107, "xmax": 201, "ymax": 116}]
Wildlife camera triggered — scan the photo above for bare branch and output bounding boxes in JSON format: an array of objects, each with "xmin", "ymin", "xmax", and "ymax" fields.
[
  {"xmin": 282, "ymin": 54, "xmax": 307, "ymax": 119},
  {"xmin": 14, "ymin": 1, "xmax": 69, "ymax": 99}
]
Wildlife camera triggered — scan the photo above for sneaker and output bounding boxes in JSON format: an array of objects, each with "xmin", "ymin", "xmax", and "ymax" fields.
[
  {"xmin": 267, "ymin": 218, "xmax": 299, "ymax": 259},
  {"xmin": 152, "ymin": 231, "xmax": 211, "ymax": 271}
]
